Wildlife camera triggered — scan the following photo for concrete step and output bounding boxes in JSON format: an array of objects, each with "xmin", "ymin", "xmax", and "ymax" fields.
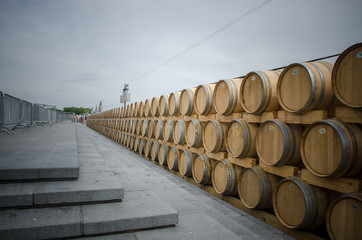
[
  {"xmin": 0, "ymin": 171, "xmax": 124, "ymax": 209},
  {"xmin": 0, "ymin": 191, "xmax": 178, "ymax": 240},
  {"xmin": 0, "ymin": 124, "xmax": 79, "ymax": 181}
]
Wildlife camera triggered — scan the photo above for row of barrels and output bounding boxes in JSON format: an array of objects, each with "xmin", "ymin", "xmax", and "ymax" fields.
[
  {"xmin": 87, "ymin": 43, "xmax": 361, "ymax": 240},
  {"xmin": 87, "ymin": 119, "xmax": 361, "ymax": 239},
  {"xmin": 95, "ymin": 43, "xmax": 361, "ymax": 122},
  {"xmin": 89, "ymin": 116, "xmax": 362, "ymax": 179}
]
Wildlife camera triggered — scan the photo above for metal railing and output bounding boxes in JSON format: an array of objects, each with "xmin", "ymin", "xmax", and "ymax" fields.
[{"xmin": 0, "ymin": 91, "xmax": 75, "ymax": 135}]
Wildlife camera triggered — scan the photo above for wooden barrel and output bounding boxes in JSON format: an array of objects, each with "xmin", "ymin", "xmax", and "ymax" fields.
[
  {"xmin": 141, "ymin": 119, "xmax": 148, "ymax": 137},
  {"xmin": 150, "ymin": 140, "xmax": 159, "ymax": 162},
  {"xmin": 168, "ymin": 92, "xmax": 181, "ymax": 116},
  {"xmin": 136, "ymin": 119, "xmax": 142, "ymax": 135},
  {"xmin": 194, "ymin": 84, "xmax": 216, "ymax": 115},
  {"xmin": 134, "ymin": 101, "xmax": 141, "ymax": 117},
  {"xmin": 180, "ymin": 88, "xmax": 196, "ymax": 116},
  {"xmin": 167, "ymin": 146, "xmax": 180, "ymax": 170},
  {"xmin": 238, "ymin": 166, "xmax": 280, "ymax": 209},
  {"xmin": 120, "ymin": 106, "xmax": 124, "ymax": 118},
  {"xmin": 326, "ymin": 192, "xmax": 362, "ymax": 240},
  {"xmin": 226, "ymin": 119, "xmax": 258, "ymax": 158},
  {"xmin": 256, "ymin": 119, "xmax": 302, "ymax": 166},
  {"xmin": 147, "ymin": 119, "xmax": 155, "ymax": 138},
  {"xmin": 240, "ymin": 70, "xmax": 281, "ymax": 114},
  {"xmin": 332, "ymin": 43, "xmax": 362, "ymax": 108},
  {"xmin": 158, "ymin": 143, "xmax": 169, "ymax": 166},
  {"xmin": 202, "ymin": 120, "xmax": 229, "ymax": 153},
  {"xmin": 122, "ymin": 134, "xmax": 128, "ymax": 146},
  {"xmin": 144, "ymin": 99, "xmax": 152, "ymax": 117},
  {"xmin": 154, "ymin": 120, "xmax": 164, "ymax": 140},
  {"xmin": 151, "ymin": 96, "xmax": 160, "ymax": 117},
  {"xmin": 273, "ymin": 177, "xmax": 329, "ymax": 229},
  {"xmin": 131, "ymin": 119, "xmax": 137, "ymax": 134},
  {"xmin": 212, "ymin": 159, "xmax": 241, "ymax": 195},
  {"xmin": 134, "ymin": 137, "xmax": 140, "ymax": 152},
  {"xmin": 129, "ymin": 135, "xmax": 134, "ymax": 149},
  {"xmin": 213, "ymin": 78, "xmax": 243, "ymax": 115},
  {"xmin": 139, "ymin": 138, "xmax": 145, "ymax": 154},
  {"xmin": 159, "ymin": 94, "xmax": 169, "ymax": 116},
  {"xmin": 163, "ymin": 120, "xmax": 174, "ymax": 142},
  {"xmin": 192, "ymin": 154, "xmax": 212, "ymax": 185},
  {"xmin": 179, "ymin": 149, "xmax": 195, "ymax": 177},
  {"xmin": 173, "ymin": 120, "xmax": 186, "ymax": 145},
  {"xmin": 128, "ymin": 103, "xmax": 134, "ymax": 117},
  {"xmin": 277, "ymin": 61, "xmax": 334, "ymax": 113},
  {"xmin": 139, "ymin": 101, "xmax": 145, "ymax": 117},
  {"xmin": 301, "ymin": 119, "xmax": 362, "ymax": 178},
  {"xmin": 144, "ymin": 139, "xmax": 152, "ymax": 158},
  {"xmin": 185, "ymin": 119, "xmax": 203, "ymax": 148}
]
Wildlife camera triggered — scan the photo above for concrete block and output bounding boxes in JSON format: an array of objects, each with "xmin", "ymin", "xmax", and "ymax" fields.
[
  {"xmin": 0, "ymin": 206, "xmax": 81, "ymax": 239},
  {"xmin": 82, "ymin": 191, "xmax": 178, "ymax": 235},
  {"xmin": 0, "ymin": 183, "xmax": 37, "ymax": 208}
]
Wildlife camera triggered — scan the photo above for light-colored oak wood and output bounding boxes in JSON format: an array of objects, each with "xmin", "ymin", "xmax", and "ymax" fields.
[
  {"xmin": 192, "ymin": 154, "xmax": 213, "ymax": 185},
  {"xmin": 273, "ymin": 177, "xmax": 329, "ymax": 230},
  {"xmin": 143, "ymin": 138, "xmax": 152, "ymax": 158},
  {"xmin": 144, "ymin": 99, "xmax": 152, "ymax": 117},
  {"xmin": 228, "ymin": 157, "xmax": 257, "ymax": 168},
  {"xmin": 212, "ymin": 159, "xmax": 242, "ymax": 196},
  {"xmin": 278, "ymin": 110, "xmax": 328, "ymax": 124},
  {"xmin": 202, "ymin": 120, "xmax": 229, "ymax": 153},
  {"xmin": 189, "ymin": 147, "xmax": 205, "ymax": 154},
  {"xmin": 168, "ymin": 92, "xmax": 181, "ymax": 116},
  {"xmin": 238, "ymin": 166, "xmax": 281, "ymax": 209},
  {"xmin": 183, "ymin": 114, "xmax": 198, "ymax": 121},
  {"xmin": 335, "ymin": 107, "xmax": 362, "ymax": 123},
  {"xmin": 205, "ymin": 151, "xmax": 227, "ymax": 161},
  {"xmin": 332, "ymin": 43, "xmax": 362, "ymax": 108},
  {"xmin": 225, "ymin": 119, "xmax": 258, "ymax": 158},
  {"xmin": 158, "ymin": 94, "xmax": 169, "ymax": 117},
  {"xmin": 151, "ymin": 96, "xmax": 160, "ymax": 117},
  {"xmin": 326, "ymin": 192, "xmax": 362, "ymax": 240},
  {"xmin": 162, "ymin": 119, "xmax": 174, "ymax": 142},
  {"xmin": 198, "ymin": 114, "xmax": 216, "ymax": 121},
  {"xmin": 154, "ymin": 119, "xmax": 164, "ymax": 140},
  {"xmin": 301, "ymin": 169, "xmax": 362, "ymax": 193},
  {"xmin": 185, "ymin": 119, "xmax": 204, "ymax": 148},
  {"xmin": 158, "ymin": 143, "xmax": 169, "ymax": 166},
  {"xmin": 167, "ymin": 146, "xmax": 180, "ymax": 170},
  {"xmin": 173, "ymin": 119, "xmax": 186, "ymax": 145},
  {"xmin": 179, "ymin": 149, "xmax": 195, "ymax": 177},
  {"xmin": 240, "ymin": 70, "xmax": 281, "ymax": 114},
  {"xmin": 180, "ymin": 88, "xmax": 196, "ymax": 116},
  {"xmin": 256, "ymin": 119, "xmax": 302, "ymax": 166},
  {"xmin": 301, "ymin": 119, "xmax": 362, "ymax": 178},
  {"xmin": 138, "ymin": 138, "xmax": 145, "ymax": 155},
  {"xmin": 150, "ymin": 140, "xmax": 159, "ymax": 162},
  {"xmin": 194, "ymin": 83, "xmax": 216, "ymax": 115},
  {"xmin": 216, "ymin": 113, "xmax": 243, "ymax": 122},
  {"xmin": 277, "ymin": 61, "xmax": 335, "ymax": 113},
  {"xmin": 213, "ymin": 78, "xmax": 244, "ymax": 115},
  {"xmin": 259, "ymin": 162, "xmax": 298, "ymax": 178},
  {"xmin": 243, "ymin": 111, "xmax": 278, "ymax": 123}
]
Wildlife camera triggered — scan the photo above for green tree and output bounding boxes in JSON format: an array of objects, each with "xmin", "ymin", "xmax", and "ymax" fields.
[{"xmin": 63, "ymin": 107, "xmax": 92, "ymax": 115}]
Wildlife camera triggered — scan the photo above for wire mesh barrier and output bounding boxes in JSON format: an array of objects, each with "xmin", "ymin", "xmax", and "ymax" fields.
[{"xmin": 0, "ymin": 91, "xmax": 75, "ymax": 135}]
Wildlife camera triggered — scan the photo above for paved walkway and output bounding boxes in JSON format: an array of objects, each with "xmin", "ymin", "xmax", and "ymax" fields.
[{"xmin": 78, "ymin": 124, "xmax": 294, "ymax": 240}]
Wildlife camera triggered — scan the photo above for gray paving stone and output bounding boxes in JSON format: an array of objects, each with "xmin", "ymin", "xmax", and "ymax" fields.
[
  {"xmin": 82, "ymin": 190, "xmax": 178, "ymax": 235},
  {"xmin": 0, "ymin": 183, "xmax": 37, "ymax": 208},
  {"xmin": 0, "ymin": 206, "xmax": 82, "ymax": 239}
]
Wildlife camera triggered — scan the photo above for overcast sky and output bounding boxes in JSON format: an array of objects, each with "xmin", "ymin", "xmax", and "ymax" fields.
[{"xmin": 0, "ymin": 0, "xmax": 361, "ymax": 111}]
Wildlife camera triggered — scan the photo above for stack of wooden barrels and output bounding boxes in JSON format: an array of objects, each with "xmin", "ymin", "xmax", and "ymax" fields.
[{"xmin": 87, "ymin": 43, "xmax": 362, "ymax": 240}]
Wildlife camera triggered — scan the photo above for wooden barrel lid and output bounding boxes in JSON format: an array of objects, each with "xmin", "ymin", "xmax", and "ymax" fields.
[
  {"xmin": 327, "ymin": 192, "xmax": 362, "ymax": 240},
  {"xmin": 141, "ymin": 119, "xmax": 148, "ymax": 137},
  {"xmin": 151, "ymin": 97, "xmax": 160, "ymax": 117},
  {"xmin": 138, "ymin": 138, "xmax": 145, "ymax": 154},
  {"xmin": 180, "ymin": 88, "xmax": 195, "ymax": 115},
  {"xmin": 238, "ymin": 167, "xmax": 263, "ymax": 209},
  {"xmin": 195, "ymin": 84, "xmax": 215, "ymax": 115},
  {"xmin": 150, "ymin": 140, "xmax": 159, "ymax": 161},
  {"xmin": 214, "ymin": 80, "xmax": 232, "ymax": 114},
  {"xmin": 179, "ymin": 150, "xmax": 193, "ymax": 176},
  {"xmin": 203, "ymin": 120, "xmax": 225, "ymax": 153},
  {"xmin": 226, "ymin": 120, "xmax": 251, "ymax": 158},
  {"xmin": 163, "ymin": 120, "xmax": 173, "ymax": 142},
  {"xmin": 186, "ymin": 119, "xmax": 202, "ymax": 148},
  {"xmin": 144, "ymin": 139, "xmax": 152, "ymax": 157},
  {"xmin": 212, "ymin": 159, "xmax": 236, "ymax": 195},
  {"xmin": 144, "ymin": 99, "xmax": 151, "ymax": 117},
  {"xmin": 173, "ymin": 120, "xmax": 186, "ymax": 144},
  {"xmin": 256, "ymin": 120, "xmax": 286, "ymax": 165},
  {"xmin": 192, "ymin": 154, "xmax": 211, "ymax": 184},
  {"xmin": 158, "ymin": 143, "xmax": 168, "ymax": 165},
  {"xmin": 332, "ymin": 43, "xmax": 362, "ymax": 108},
  {"xmin": 167, "ymin": 146, "xmax": 179, "ymax": 170},
  {"xmin": 154, "ymin": 120, "xmax": 163, "ymax": 140},
  {"xmin": 147, "ymin": 119, "xmax": 155, "ymax": 138},
  {"xmin": 159, "ymin": 95, "xmax": 169, "ymax": 116},
  {"xmin": 169, "ymin": 92, "xmax": 181, "ymax": 116},
  {"xmin": 240, "ymin": 72, "xmax": 266, "ymax": 113}
]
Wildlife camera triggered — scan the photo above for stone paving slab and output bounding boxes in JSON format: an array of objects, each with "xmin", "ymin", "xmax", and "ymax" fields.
[
  {"xmin": 0, "ymin": 123, "xmax": 79, "ymax": 181},
  {"xmin": 0, "ymin": 190, "xmax": 178, "ymax": 240}
]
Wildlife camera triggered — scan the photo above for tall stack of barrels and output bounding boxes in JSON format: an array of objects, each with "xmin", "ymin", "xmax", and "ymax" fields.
[{"xmin": 87, "ymin": 43, "xmax": 362, "ymax": 240}]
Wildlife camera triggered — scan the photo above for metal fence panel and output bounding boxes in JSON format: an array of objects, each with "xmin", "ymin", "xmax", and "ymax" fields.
[
  {"xmin": 0, "ymin": 92, "xmax": 3, "ymax": 126},
  {"xmin": 22, "ymin": 100, "xmax": 32, "ymax": 123},
  {"xmin": 3, "ymin": 94, "xmax": 20, "ymax": 124}
]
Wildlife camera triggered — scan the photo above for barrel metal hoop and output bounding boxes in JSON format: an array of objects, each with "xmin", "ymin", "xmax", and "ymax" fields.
[
  {"xmin": 324, "ymin": 119, "xmax": 352, "ymax": 177},
  {"xmin": 271, "ymin": 120, "xmax": 291, "ymax": 165},
  {"xmin": 309, "ymin": 62, "xmax": 326, "ymax": 110},
  {"xmin": 253, "ymin": 167, "xmax": 267, "ymax": 208},
  {"xmin": 297, "ymin": 63, "xmax": 317, "ymax": 113},
  {"xmin": 200, "ymin": 154, "xmax": 209, "ymax": 183},
  {"xmin": 223, "ymin": 160, "xmax": 233, "ymax": 194},
  {"xmin": 185, "ymin": 88, "xmax": 194, "ymax": 115},
  {"xmin": 185, "ymin": 150, "xmax": 192, "ymax": 176},
  {"xmin": 255, "ymin": 71, "xmax": 268, "ymax": 114},
  {"xmin": 204, "ymin": 85, "xmax": 213, "ymax": 114},
  {"xmin": 235, "ymin": 119, "xmax": 251, "ymax": 157},
  {"xmin": 191, "ymin": 119, "xmax": 201, "ymax": 147},
  {"xmin": 225, "ymin": 80, "xmax": 237, "ymax": 114},
  {"xmin": 291, "ymin": 178, "xmax": 315, "ymax": 229}
]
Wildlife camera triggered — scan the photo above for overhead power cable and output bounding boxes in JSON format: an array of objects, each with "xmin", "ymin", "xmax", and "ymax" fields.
[{"xmin": 102, "ymin": 0, "xmax": 272, "ymax": 102}]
